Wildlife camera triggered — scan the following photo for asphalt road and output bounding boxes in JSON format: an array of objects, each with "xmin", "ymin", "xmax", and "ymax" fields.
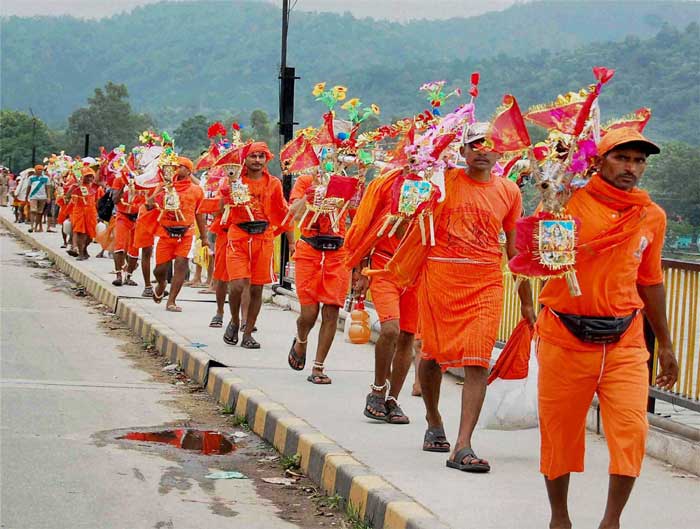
[{"xmin": 0, "ymin": 231, "xmax": 301, "ymax": 529}]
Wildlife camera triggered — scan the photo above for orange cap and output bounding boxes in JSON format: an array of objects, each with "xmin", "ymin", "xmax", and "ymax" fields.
[
  {"xmin": 178, "ymin": 156, "xmax": 194, "ymax": 173},
  {"xmin": 34, "ymin": 164, "xmax": 44, "ymax": 172},
  {"xmin": 598, "ymin": 127, "xmax": 660, "ymax": 156},
  {"xmin": 82, "ymin": 167, "xmax": 96, "ymax": 177}
]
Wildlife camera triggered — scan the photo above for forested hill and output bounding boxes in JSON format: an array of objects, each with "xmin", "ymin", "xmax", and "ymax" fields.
[{"xmin": 1, "ymin": 0, "xmax": 699, "ymax": 142}]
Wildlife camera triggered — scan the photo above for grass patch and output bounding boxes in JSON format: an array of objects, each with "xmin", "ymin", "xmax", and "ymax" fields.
[
  {"xmin": 344, "ymin": 503, "xmax": 371, "ymax": 529},
  {"xmin": 231, "ymin": 415, "xmax": 249, "ymax": 429},
  {"xmin": 280, "ymin": 453, "xmax": 301, "ymax": 471}
]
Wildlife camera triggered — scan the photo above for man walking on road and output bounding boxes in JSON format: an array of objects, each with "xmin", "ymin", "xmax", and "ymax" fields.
[
  {"xmin": 222, "ymin": 142, "xmax": 292, "ymax": 349},
  {"xmin": 344, "ymin": 167, "xmax": 417, "ymax": 422},
  {"xmin": 110, "ymin": 172, "xmax": 143, "ymax": 286},
  {"xmin": 26, "ymin": 165, "xmax": 49, "ymax": 233},
  {"xmin": 535, "ymin": 128, "xmax": 678, "ymax": 529},
  {"xmin": 150, "ymin": 156, "xmax": 206, "ymax": 312}
]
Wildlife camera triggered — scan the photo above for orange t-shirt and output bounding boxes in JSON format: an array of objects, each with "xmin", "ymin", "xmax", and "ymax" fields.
[
  {"xmin": 111, "ymin": 175, "xmax": 145, "ymax": 215},
  {"xmin": 156, "ymin": 179, "xmax": 204, "ymax": 227},
  {"xmin": 69, "ymin": 183, "xmax": 104, "ymax": 209},
  {"xmin": 428, "ymin": 168, "xmax": 522, "ymax": 265},
  {"xmin": 226, "ymin": 172, "xmax": 289, "ymax": 241},
  {"xmin": 290, "ymin": 174, "xmax": 349, "ymax": 238},
  {"xmin": 536, "ymin": 187, "xmax": 666, "ymax": 350}
]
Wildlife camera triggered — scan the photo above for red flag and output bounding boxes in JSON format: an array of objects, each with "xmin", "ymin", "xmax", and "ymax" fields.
[
  {"xmin": 215, "ymin": 146, "xmax": 243, "ymax": 166},
  {"xmin": 280, "ymin": 135, "xmax": 319, "ymax": 174},
  {"xmin": 487, "ymin": 95, "xmax": 531, "ymax": 153},
  {"xmin": 313, "ymin": 113, "xmax": 336, "ymax": 146},
  {"xmin": 325, "ymin": 174, "xmax": 358, "ymax": 200},
  {"xmin": 603, "ymin": 108, "xmax": 651, "ymax": 135}
]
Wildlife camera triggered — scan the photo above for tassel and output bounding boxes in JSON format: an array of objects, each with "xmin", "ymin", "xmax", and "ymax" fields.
[
  {"xmin": 388, "ymin": 216, "xmax": 403, "ymax": 237},
  {"xmin": 221, "ymin": 205, "xmax": 231, "ymax": 225},
  {"xmin": 245, "ymin": 205, "xmax": 255, "ymax": 222},
  {"xmin": 332, "ymin": 201, "xmax": 350, "ymax": 230},
  {"xmin": 377, "ymin": 215, "xmax": 393, "ymax": 237},
  {"xmin": 428, "ymin": 212, "xmax": 435, "ymax": 246},
  {"xmin": 298, "ymin": 208, "xmax": 310, "ymax": 229},
  {"xmin": 565, "ymin": 270, "xmax": 582, "ymax": 297},
  {"xmin": 419, "ymin": 214, "xmax": 427, "ymax": 245}
]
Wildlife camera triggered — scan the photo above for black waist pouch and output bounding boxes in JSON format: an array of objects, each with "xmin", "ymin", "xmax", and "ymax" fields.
[
  {"xmin": 552, "ymin": 309, "xmax": 637, "ymax": 344},
  {"xmin": 302, "ymin": 235, "xmax": 344, "ymax": 251},
  {"xmin": 164, "ymin": 225, "xmax": 189, "ymax": 238},
  {"xmin": 237, "ymin": 220, "xmax": 269, "ymax": 234},
  {"xmin": 123, "ymin": 212, "xmax": 139, "ymax": 222}
]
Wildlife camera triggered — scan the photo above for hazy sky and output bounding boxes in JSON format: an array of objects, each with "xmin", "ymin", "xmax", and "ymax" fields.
[{"xmin": 0, "ymin": 0, "xmax": 526, "ymax": 21}]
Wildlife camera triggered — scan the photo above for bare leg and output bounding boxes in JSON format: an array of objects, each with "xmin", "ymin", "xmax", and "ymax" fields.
[
  {"xmin": 310, "ymin": 304, "xmax": 340, "ymax": 378},
  {"xmin": 228, "ymin": 279, "xmax": 249, "ymax": 328},
  {"xmin": 373, "ymin": 320, "xmax": 400, "ymax": 394},
  {"xmin": 141, "ymin": 246, "xmax": 153, "ymax": 287},
  {"xmin": 292, "ymin": 303, "xmax": 321, "ymax": 366},
  {"xmin": 113, "ymin": 250, "xmax": 126, "ymax": 284},
  {"xmin": 241, "ymin": 285, "xmax": 263, "ymax": 342},
  {"xmin": 164, "ymin": 257, "xmax": 188, "ymax": 307},
  {"xmin": 451, "ymin": 366, "xmax": 488, "ymax": 463},
  {"xmin": 412, "ymin": 339, "xmax": 422, "ymax": 396},
  {"xmin": 388, "ymin": 330, "xmax": 414, "ymax": 400},
  {"xmin": 545, "ymin": 474, "xmax": 572, "ymax": 529},
  {"xmin": 215, "ymin": 280, "xmax": 227, "ymax": 317},
  {"xmin": 153, "ymin": 261, "xmax": 168, "ymax": 297},
  {"xmin": 598, "ymin": 475, "xmax": 636, "ymax": 529},
  {"xmin": 125, "ymin": 255, "xmax": 138, "ymax": 274},
  {"xmin": 240, "ymin": 284, "xmax": 251, "ymax": 327},
  {"xmin": 419, "ymin": 358, "xmax": 443, "ymax": 429}
]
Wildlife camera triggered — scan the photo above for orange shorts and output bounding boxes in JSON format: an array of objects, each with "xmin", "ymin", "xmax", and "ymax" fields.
[
  {"xmin": 133, "ymin": 208, "xmax": 159, "ymax": 250},
  {"xmin": 293, "ymin": 239, "xmax": 350, "ymax": 307},
  {"xmin": 369, "ymin": 273, "xmax": 419, "ymax": 334},
  {"xmin": 70, "ymin": 205, "xmax": 98, "ymax": 238},
  {"xmin": 537, "ymin": 338, "xmax": 649, "ymax": 480},
  {"xmin": 212, "ymin": 231, "xmax": 230, "ymax": 282},
  {"xmin": 226, "ymin": 237, "xmax": 275, "ymax": 286},
  {"xmin": 155, "ymin": 228, "xmax": 194, "ymax": 265},
  {"xmin": 114, "ymin": 213, "xmax": 139, "ymax": 258}
]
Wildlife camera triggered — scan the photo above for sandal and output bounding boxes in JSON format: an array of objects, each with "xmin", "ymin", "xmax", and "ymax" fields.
[
  {"xmin": 385, "ymin": 397, "xmax": 410, "ymax": 424},
  {"xmin": 307, "ymin": 362, "xmax": 332, "ymax": 385},
  {"xmin": 152, "ymin": 284, "xmax": 166, "ymax": 304},
  {"xmin": 112, "ymin": 273, "xmax": 123, "ymax": 286},
  {"xmin": 241, "ymin": 322, "xmax": 258, "ymax": 333},
  {"xmin": 124, "ymin": 275, "xmax": 138, "ymax": 286},
  {"xmin": 363, "ymin": 392, "xmax": 388, "ymax": 421},
  {"xmin": 166, "ymin": 304, "xmax": 183, "ymax": 312},
  {"xmin": 423, "ymin": 426, "xmax": 451, "ymax": 453},
  {"xmin": 142, "ymin": 286, "xmax": 154, "ymax": 298},
  {"xmin": 287, "ymin": 336, "xmax": 307, "ymax": 371},
  {"xmin": 67, "ymin": 249, "xmax": 78, "ymax": 257},
  {"xmin": 240, "ymin": 335, "xmax": 261, "ymax": 349},
  {"xmin": 223, "ymin": 321, "xmax": 239, "ymax": 345},
  {"xmin": 446, "ymin": 447, "xmax": 490, "ymax": 473},
  {"xmin": 209, "ymin": 314, "xmax": 224, "ymax": 328}
]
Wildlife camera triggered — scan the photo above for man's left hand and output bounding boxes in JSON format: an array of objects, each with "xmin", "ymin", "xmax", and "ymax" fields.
[
  {"xmin": 521, "ymin": 303, "xmax": 537, "ymax": 327},
  {"xmin": 655, "ymin": 347, "xmax": 678, "ymax": 390}
]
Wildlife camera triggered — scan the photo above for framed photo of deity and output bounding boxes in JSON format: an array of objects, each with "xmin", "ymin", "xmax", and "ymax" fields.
[
  {"xmin": 538, "ymin": 219, "xmax": 576, "ymax": 268},
  {"xmin": 398, "ymin": 180, "xmax": 432, "ymax": 216}
]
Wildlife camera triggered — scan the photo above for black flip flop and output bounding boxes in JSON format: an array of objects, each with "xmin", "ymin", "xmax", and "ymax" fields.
[
  {"xmin": 209, "ymin": 314, "xmax": 224, "ymax": 328},
  {"xmin": 446, "ymin": 447, "xmax": 490, "ymax": 473},
  {"xmin": 223, "ymin": 321, "xmax": 239, "ymax": 345},
  {"xmin": 423, "ymin": 426, "xmax": 450, "ymax": 453},
  {"xmin": 307, "ymin": 372, "xmax": 332, "ymax": 385},
  {"xmin": 287, "ymin": 338, "xmax": 306, "ymax": 371},
  {"xmin": 385, "ymin": 400, "xmax": 410, "ymax": 425},
  {"xmin": 363, "ymin": 393, "xmax": 387, "ymax": 421},
  {"xmin": 240, "ymin": 335, "xmax": 260, "ymax": 349}
]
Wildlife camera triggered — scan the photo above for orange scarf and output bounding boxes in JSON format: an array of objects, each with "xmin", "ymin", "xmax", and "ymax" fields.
[{"xmin": 577, "ymin": 173, "xmax": 652, "ymax": 259}]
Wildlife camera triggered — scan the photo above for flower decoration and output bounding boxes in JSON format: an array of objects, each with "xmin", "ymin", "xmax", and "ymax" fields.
[
  {"xmin": 340, "ymin": 97, "xmax": 381, "ymax": 125},
  {"xmin": 313, "ymin": 81, "xmax": 349, "ymax": 110},
  {"xmin": 207, "ymin": 121, "xmax": 227, "ymax": 139},
  {"xmin": 331, "ymin": 85, "xmax": 347, "ymax": 100},
  {"xmin": 371, "ymin": 104, "xmax": 381, "ymax": 115},
  {"xmin": 419, "ymin": 80, "xmax": 462, "ymax": 116},
  {"xmin": 312, "ymin": 82, "xmax": 326, "ymax": 97}
]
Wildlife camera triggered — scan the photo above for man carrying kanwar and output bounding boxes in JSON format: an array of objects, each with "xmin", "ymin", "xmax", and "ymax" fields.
[
  {"xmin": 534, "ymin": 128, "xmax": 678, "ymax": 529},
  {"xmin": 221, "ymin": 142, "xmax": 293, "ymax": 349},
  {"xmin": 381, "ymin": 121, "xmax": 535, "ymax": 472},
  {"xmin": 344, "ymin": 166, "xmax": 419, "ymax": 422},
  {"xmin": 148, "ymin": 156, "xmax": 206, "ymax": 312},
  {"xmin": 110, "ymin": 166, "xmax": 144, "ymax": 286},
  {"xmin": 65, "ymin": 164, "xmax": 104, "ymax": 260}
]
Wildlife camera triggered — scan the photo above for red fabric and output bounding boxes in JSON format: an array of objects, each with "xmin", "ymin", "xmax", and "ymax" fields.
[
  {"xmin": 155, "ymin": 234, "xmax": 194, "ymax": 265},
  {"xmin": 114, "ymin": 212, "xmax": 138, "ymax": 257},
  {"xmin": 293, "ymin": 241, "xmax": 350, "ymax": 306},
  {"xmin": 487, "ymin": 95, "xmax": 531, "ymax": 153},
  {"xmin": 226, "ymin": 238, "xmax": 275, "ymax": 285},
  {"xmin": 488, "ymin": 320, "xmax": 533, "ymax": 384}
]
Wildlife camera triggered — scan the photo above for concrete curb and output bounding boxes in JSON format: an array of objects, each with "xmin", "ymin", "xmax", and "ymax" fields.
[{"xmin": 1, "ymin": 216, "xmax": 452, "ymax": 529}]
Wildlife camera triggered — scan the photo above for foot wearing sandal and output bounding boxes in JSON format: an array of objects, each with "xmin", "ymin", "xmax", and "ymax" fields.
[
  {"xmin": 209, "ymin": 313, "xmax": 224, "ymax": 328},
  {"xmin": 124, "ymin": 274, "xmax": 137, "ymax": 286},
  {"xmin": 223, "ymin": 321, "xmax": 239, "ymax": 345},
  {"xmin": 241, "ymin": 322, "xmax": 258, "ymax": 333},
  {"xmin": 166, "ymin": 304, "xmax": 183, "ymax": 312},
  {"xmin": 423, "ymin": 426, "xmax": 451, "ymax": 452},
  {"xmin": 240, "ymin": 334, "xmax": 260, "ymax": 349},
  {"xmin": 112, "ymin": 272, "xmax": 123, "ymax": 286},
  {"xmin": 152, "ymin": 283, "xmax": 166, "ymax": 304},
  {"xmin": 141, "ymin": 286, "xmax": 154, "ymax": 298},
  {"xmin": 364, "ymin": 384, "xmax": 388, "ymax": 421},
  {"xmin": 307, "ymin": 362, "xmax": 332, "ymax": 385},
  {"xmin": 385, "ymin": 397, "xmax": 410, "ymax": 424},
  {"xmin": 287, "ymin": 336, "xmax": 307, "ymax": 371},
  {"xmin": 446, "ymin": 447, "xmax": 490, "ymax": 473}
]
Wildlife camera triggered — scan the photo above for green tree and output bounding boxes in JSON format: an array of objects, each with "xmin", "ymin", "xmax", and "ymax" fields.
[
  {"xmin": 64, "ymin": 82, "xmax": 155, "ymax": 157},
  {"xmin": 0, "ymin": 110, "xmax": 56, "ymax": 172},
  {"xmin": 174, "ymin": 114, "xmax": 210, "ymax": 159}
]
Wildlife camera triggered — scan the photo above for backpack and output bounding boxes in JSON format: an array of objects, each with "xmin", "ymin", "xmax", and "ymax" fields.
[{"xmin": 97, "ymin": 190, "xmax": 115, "ymax": 222}]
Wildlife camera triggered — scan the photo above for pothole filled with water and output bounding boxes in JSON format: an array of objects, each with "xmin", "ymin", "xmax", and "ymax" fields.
[{"xmin": 119, "ymin": 429, "xmax": 235, "ymax": 455}]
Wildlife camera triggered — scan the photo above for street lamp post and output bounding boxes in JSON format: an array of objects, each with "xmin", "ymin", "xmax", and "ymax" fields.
[
  {"xmin": 29, "ymin": 108, "xmax": 37, "ymax": 166},
  {"xmin": 278, "ymin": 0, "xmax": 299, "ymax": 290}
]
